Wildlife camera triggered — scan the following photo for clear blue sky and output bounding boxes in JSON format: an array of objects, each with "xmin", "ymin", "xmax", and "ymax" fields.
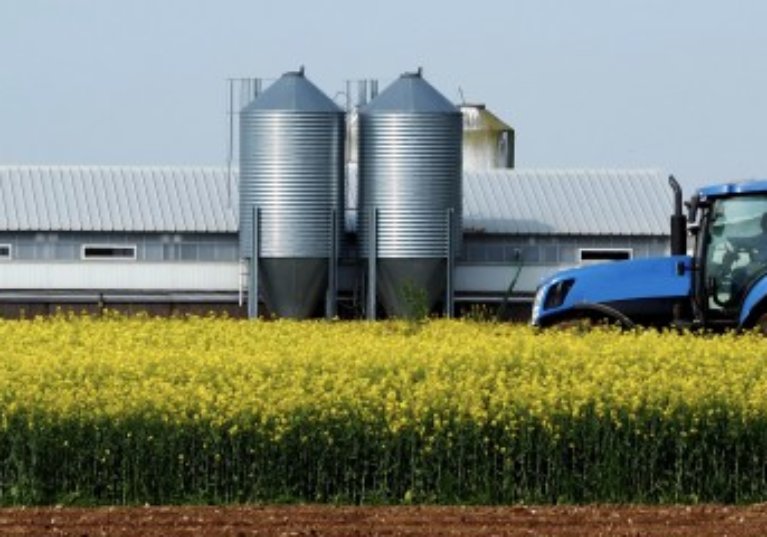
[{"xmin": 1, "ymin": 0, "xmax": 765, "ymax": 192}]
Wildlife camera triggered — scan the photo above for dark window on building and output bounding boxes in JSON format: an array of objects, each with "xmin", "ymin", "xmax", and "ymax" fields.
[
  {"xmin": 198, "ymin": 244, "xmax": 216, "ymax": 261},
  {"xmin": 486, "ymin": 244, "xmax": 504, "ymax": 262},
  {"xmin": 560, "ymin": 247, "xmax": 576, "ymax": 263},
  {"xmin": 466, "ymin": 243, "xmax": 485, "ymax": 262},
  {"xmin": 521, "ymin": 245, "xmax": 540, "ymax": 263},
  {"xmin": 217, "ymin": 244, "xmax": 238, "ymax": 261},
  {"xmin": 54, "ymin": 243, "xmax": 77, "ymax": 260},
  {"xmin": 163, "ymin": 244, "xmax": 177, "ymax": 260},
  {"xmin": 542, "ymin": 245, "xmax": 558, "ymax": 263},
  {"xmin": 504, "ymin": 246, "xmax": 521, "ymax": 262},
  {"xmin": 144, "ymin": 244, "xmax": 163, "ymax": 261},
  {"xmin": 579, "ymin": 248, "xmax": 632, "ymax": 262},
  {"xmin": 82, "ymin": 245, "xmax": 137, "ymax": 260},
  {"xmin": 180, "ymin": 244, "xmax": 198, "ymax": 261},
  {"xmin": 15, "ymin": 244, "xmax": 35, "ymax": 260},
  {"xmin": 0, "ymin": 244, "xmax": 10, "ymax": 260}
]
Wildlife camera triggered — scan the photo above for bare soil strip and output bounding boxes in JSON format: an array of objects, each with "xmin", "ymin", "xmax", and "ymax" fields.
[{"xmin": 1, "ymin": 504, "xmax": 767, "ymax": 536}]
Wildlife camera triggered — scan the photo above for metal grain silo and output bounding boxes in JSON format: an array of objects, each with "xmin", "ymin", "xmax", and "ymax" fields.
[
  {"xmin": 239, "ymin": 68, "xmax": 344, "ymax": 318},
  {"xmin": 358, "ymin": 69, "xmax": 462, "ymax": 317}
]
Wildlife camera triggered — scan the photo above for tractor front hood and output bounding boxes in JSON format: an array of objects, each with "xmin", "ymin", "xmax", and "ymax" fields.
[{"xmin": 532, "ymin": 256, "xmax": 693, "ymax": 326}]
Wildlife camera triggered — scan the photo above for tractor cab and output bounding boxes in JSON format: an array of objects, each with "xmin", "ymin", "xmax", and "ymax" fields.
[{"xmin": 688, "ymin": 182, "xmax": 767, "ymax": 328}]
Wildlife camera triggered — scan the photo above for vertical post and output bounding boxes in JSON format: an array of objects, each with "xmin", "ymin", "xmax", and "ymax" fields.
[
  {"xmin": 367, "ymin": 208, "xmax": 377, "ymax": 321},
  {"xmin": 253, "ymin": 78, "xmax": 262, "ymax": 100},
  {"xmin": 226, "ymin": 79, "xmax": 235, "ymax": 208},
  {"xmin": 238, "ymin": 259, "xmax": 244, "ymax": 307},
  {"xmin": 358, "ymin": 80, "xmax": 368, "ymax": 106},
  {"xmin": 445, "ymin": 208, "xmax": 454, "ymax": 318},
  {"xmin": 248, "ymin": 206, "xmax": 260, "ymax": 319},
  {"xmin": 326, "ymin": 208, "xmax": 338, "ymax": 319}
]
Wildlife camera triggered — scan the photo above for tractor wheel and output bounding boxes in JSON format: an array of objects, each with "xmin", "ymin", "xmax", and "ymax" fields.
[
  {"xmin": 751, "ymin": 311, "xmax": 767, "ymax": 336},
  {"xmin": 551, "ymin": 315, "xmax": 613, "ymax": 333}
]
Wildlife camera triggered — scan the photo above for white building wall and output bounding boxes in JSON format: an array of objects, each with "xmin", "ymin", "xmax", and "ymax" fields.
[
  {"xmin": 0, "ymin": 262, "xmax": 240, "ymax": 291},
  {"xmin": 455, "ymin": 264, "xmax": 555, "ymax": 296}
]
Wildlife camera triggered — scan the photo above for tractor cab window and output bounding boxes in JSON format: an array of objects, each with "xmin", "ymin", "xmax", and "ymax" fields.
[{"xmin": 704, "ymin": 195, "xmax": 767, "ymax": 312}]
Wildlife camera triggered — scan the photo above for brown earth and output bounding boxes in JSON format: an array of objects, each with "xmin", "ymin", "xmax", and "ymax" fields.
[{"xmin": 1, "ymin": 504, "xmax": 766, "ymax": 536}]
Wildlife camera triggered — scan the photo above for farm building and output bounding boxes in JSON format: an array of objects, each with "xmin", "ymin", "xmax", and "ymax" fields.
[
  {"xmin": 0, "ymin": 166, "xmax": 241, "ymax": 317},
  {"xmin": 0, "ymin": 165, "xmax": 671, "ymax": 318},
  {"xmin": 0, "ymin": 70, "xmax": 676, "ymax": 319}
]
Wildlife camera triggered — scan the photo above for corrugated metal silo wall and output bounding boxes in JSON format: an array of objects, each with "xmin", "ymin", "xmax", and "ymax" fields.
[
  {"xmin": 239, "ymin": 111, "xmax": 345, "ymax": 259},
  {"xmin": 358, "ymin": 113, "xmax": 463, "ymax": 258}
]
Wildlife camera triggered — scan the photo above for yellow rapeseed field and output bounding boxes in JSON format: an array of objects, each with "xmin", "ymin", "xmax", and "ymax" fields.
[{"xmin": 0, "ymin": 314, "xmax": 765, "ymax": 504}]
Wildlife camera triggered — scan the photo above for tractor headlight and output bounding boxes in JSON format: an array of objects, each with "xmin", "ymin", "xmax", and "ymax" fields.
[
  {"xmin": 532, "ymin": 279, "xmax": 575, "ymax": 325},
  {"xmin": 543, "ymin": 279, "xmax": 574, "ymax": 310}
]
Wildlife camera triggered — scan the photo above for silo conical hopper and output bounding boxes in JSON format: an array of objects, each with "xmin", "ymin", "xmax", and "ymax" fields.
[
  {"xmin": 239, "ymin": 69, "xmax": 344, "ymax": 318},
  {"xmin": 358, "ymin": 70, "xmax": 462, "ymax": 317}
]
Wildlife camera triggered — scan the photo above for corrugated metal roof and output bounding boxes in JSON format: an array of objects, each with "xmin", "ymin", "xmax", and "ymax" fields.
[
  {"xmin": 462, "ymin": 169, "xmax": 671, "ymax": 235},
  {"xmin": 0, "ymin": 166, "xmax": 238, "ymax": 232},
  {"xmin": 0, "ymin": 166, "xmax": 671, "ymax": 236}
]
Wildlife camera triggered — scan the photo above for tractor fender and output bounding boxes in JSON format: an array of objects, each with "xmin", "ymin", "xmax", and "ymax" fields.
[{"xmin": 739, "ymin": 275, "xmax": 767, "ymax": 327}]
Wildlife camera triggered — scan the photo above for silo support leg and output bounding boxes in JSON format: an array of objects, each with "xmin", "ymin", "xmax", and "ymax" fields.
[
  {"xmin": 367, "ymin": 208, "xmax": 378, "ymax": 321},
  {"xmin": 445, "ymin": 208, "xmax": 454, "ymax": 319},
  {"xmin": 326, "ymin": 208, "xmax": 338, "ymax": 319},
  {"xmin": 248, "ymin": 206, "xmax": 260, "ymax": 319}
]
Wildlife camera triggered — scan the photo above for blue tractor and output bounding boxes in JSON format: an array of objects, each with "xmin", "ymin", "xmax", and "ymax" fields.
[{"xmin": 532, "ymin": 176, "xmax": 767, "ymax": 333}]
